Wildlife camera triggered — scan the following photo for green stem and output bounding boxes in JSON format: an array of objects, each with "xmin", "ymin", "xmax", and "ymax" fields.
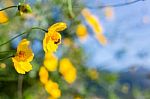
[
  {"xmin": 67, "ymin": 0, "xmax": 74, "ymax": 18},
  {"xmin": 0, "ymin": 6, "xmax": 18, "ymax": 11},
  {"xmin": 0, "ymin": 27, "xmax": 47, "ymax": 47},
  {"xmin": 18, "ymin": 75, "xmax": 24, "ymax": 99},
  {"xmin": 0, "ymin": 55, "xmax": 14, "ymax": 61},
  {"xmin": 0, "ymin": 50, "xmax": 16, "ymax": 54}
]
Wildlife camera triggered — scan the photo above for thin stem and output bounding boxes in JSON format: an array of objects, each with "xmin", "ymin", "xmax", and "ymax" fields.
[
  {"xmin": 0, "ymin": 31, "xmax": 27, "ymax": 47},
  {"xmin": 0, "ymin": 27, "xmax": 47, "ymax": 47},
  {"xmin": 0, "ymin": 50, "xmax": 16, "ymax": 54},
  {"xmin": 18, "ymin": 75, "xmax": 24, "ymax": 99},
  {"xmin": 31, "ymin": 27, "xmax": 48, "ymax": 32},
  {"xmin": 0, "ymin": 6, "xmax": 18, "ymax": 11},
  {"xmin": 86, "ymin": 0, "xmax": 145, "ymax": 9},
  {"xmin": 0, "ymin": 55, "xmax": 14, "ymax": 61},
  {"xmin": 67, "ymin": 0, "xmax": 74, "ymax": 18}
]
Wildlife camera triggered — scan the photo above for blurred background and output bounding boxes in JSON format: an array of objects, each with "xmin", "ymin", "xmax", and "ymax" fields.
[{"xmin": 0, "ymin": 0, "xmax": 150, "ymax": 99}]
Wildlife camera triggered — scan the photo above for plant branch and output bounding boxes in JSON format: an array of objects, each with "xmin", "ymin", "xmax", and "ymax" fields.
[
  {"xmin": 0, "ymin": 27, "xmax": 47, "ymax": 47},
  {"xmin": 0, "ymin": 5, "xmax": 18, "ymax": 11},
  {"xmin": 0, "ymin": 50, "xmax": 16, "ymax": 54},
  {"xmin": 86, "ymin": 0, "xmax": 145, "ymax": 9},
  {"xmin": 0, "ymin": 55, "xmax": 14, "ymax": 61}
]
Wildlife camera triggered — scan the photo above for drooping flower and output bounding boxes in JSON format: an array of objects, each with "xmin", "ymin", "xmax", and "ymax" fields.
[
  {"xmin": 12, "ymin": 39, "xmax": 34, "ymax": 74},
  {"xmin": 81, "ymin": 8, "xmax": 107, "ymax": 45},
  {"xmin": 18, "ymin": 4, "xmax": 32, "ymax": 15},
  {"xmin": 39, "ymin": 66, "xmax": 49, "ymax": 84},
  {"xmin": 45, "ymin": 80, "xmax": 61, "ymax": 98},
  {"xmin": 0, "ymin": 11, "xmax": 8, "ymax": 23},
  {"xmin": 76, "ymin": 24, "xmax": 88, "ymax": 41},
  {"xmin": 44, "ymin": 52, "xmax": 58, "ymax": 72},
  {"xmin": 59, "ymin": 58, "xmax": 77, "ymax": 84},
  {"xmin": 43, "ymin": 22, "xmax": 67, "ymax": 53}
]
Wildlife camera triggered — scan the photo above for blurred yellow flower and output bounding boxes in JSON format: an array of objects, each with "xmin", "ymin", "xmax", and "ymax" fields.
[
  {"xmin": 63, "ymin": 38, "xmax": 72, "ymax": 47},
  {"xmin": 0, "ymin": 11, "xmax": 8, "ymax": 23},
  {"xmin": 76, "ymin": 24, "xmax": 88, "ymax": 41},
  {"xmin": 81, "ymin": 8, "xmax": 107, "ymax": 45},
  {"xmin": 45, "ymin": 80, "xmax": 61, "ymax": 98},
  {"xmin": 44, "ymin": 53, "xmax": 58, "ymax": 72},
  {"xmin": 39, "ymin": 66, "xmax": 49, "ymax": 84},
  {"xmin": 96, "ymin": 34, "xmax": 107, "ymax": 46},
  {"xmin": 59, "ymin": 58, "xmax": 77, "ymax": 84},
  {"xmin": 88, "ymin": 69, "xmax": 99, "ymax": 80},
  {"xmin": 0, "ymin": 63, "xmax": 6, "ymax": 69},
  {"xmin": 12, "ymin": 39, "xmax": 34, "ymax": 74},
  {"xmin": 43, "ymin": 22, "xmax": 67, "ymax": 53},
  {"xmin": 104, "ymin": 7, "xmax": 114, "ymax": 20}
]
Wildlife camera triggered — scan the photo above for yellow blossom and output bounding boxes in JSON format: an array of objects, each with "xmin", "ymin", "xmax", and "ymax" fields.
[
  {"xmin": 39, "ymin": 66, "xmax": 49, "ymax": 84},
  {"xmin": 76, "ymin": 24, "xmax": 88, "ymax": 41},
  {"xmin": 59, "ymin": 58, "xmax": 77, "ymax": 84},
  {"xmin": 81, "ymin": 8, "xmax": 107, "ymax": 45},
  {"xmin": 63, "ymin": 38, "xmax": 72, "ymax": 47},
  {"xmin": 96, "ymin": 34, "xmax": 107, "ymax": 45},
  {"xmin": 44, "ymin": 53, "xmax": 58, "ymax": 72},
  {"xmin": 0, "ymin": 63, "xmax": 6, "ymax": 69},
  {"xmin": 12, "ymin": 39, "xmax": 34, "ymax": 74},
  {"xmin": 0, "ymin": 11, "xmax": 8, "ymax": 23},
  {"xmin": 45, "ymin": 80, "xmax": 61, "ymax": 98},
  {"xmin": 43, "ymin": 22, "xmax": 67, "ymax": 53}
]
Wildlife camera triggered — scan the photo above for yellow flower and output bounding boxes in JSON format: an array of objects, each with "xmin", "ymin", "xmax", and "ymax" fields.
[
  {"xmin": 12, "ymin": 39, "xmax": 34, "ymax": 74},
  {"xmin": 59, "ymin": 58, "xmax": 77, "ymax": 84},
  {"xmin": 96, "ymin": 34, "xmax": 107, "ymax": 46},
  {"xmin": 43, "ymin": 22, "xmax": 67, "ymax": 53},
  {"xmin": 76, "ymin": 24, "xmax": 88, "ymax": 41},
  {"xmin": 44, "ymin": 53, "xmax": 58, "ymax": 72},
  {"xmin": 0, "ymin": 11, "xmax": 8, "ymax": 23},
  {"xmin": 81, "ymin": 8, "xmax": 107, "ymax": 45},
  {"xmin": 63, "ymin": 38, "xmax": 72, "ymax": 47},
  {"xmin": 0, "ymin": 63, "xmax": 6, "ymax": 69},
  {"xmin": 39, "ymin": 66, "xmax": 49, "ymax": 84},
  {"xmin": 45, "ymin": 80, "xmax": 61, "ymax": 98}
]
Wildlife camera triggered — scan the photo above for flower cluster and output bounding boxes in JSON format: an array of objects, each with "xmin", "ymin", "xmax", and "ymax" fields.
[
  {"xmin": 1, "ymin": 3, "xmax": 77, "ymax": 98},
  {"xmin": 38, "ymin": 22, "xmax": 77, "ymax": 98},
  {"xmin": 59, "ymin": 58, "xmax": 77, "ymax": 84}
]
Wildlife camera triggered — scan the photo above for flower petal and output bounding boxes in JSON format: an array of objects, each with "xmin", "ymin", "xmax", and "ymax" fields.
[
  {"xmin": 20, "ymin": 62, "xmax": 32, "ymax": 72},
  {"xmin": 48, "ymin": 22, "xmax": 67, "ymax": 32},
  {"xmin": 12, "ymin": 58, "xmax": 25, "ymax": 74}
]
